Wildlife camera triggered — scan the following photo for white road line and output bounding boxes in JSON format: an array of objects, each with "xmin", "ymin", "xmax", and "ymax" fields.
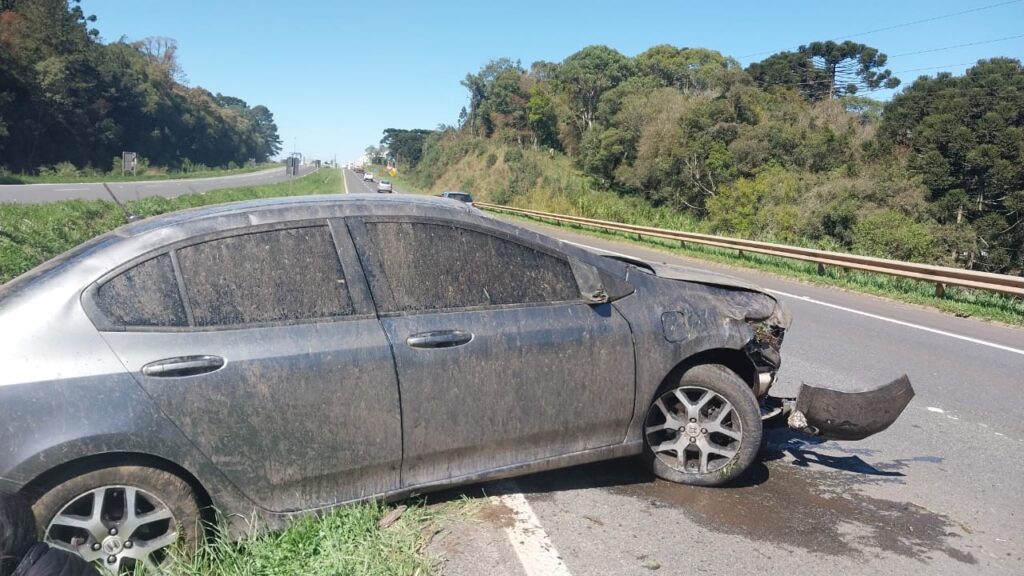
[
  {"xmin": 493, "ymin": 481, "xmax": 572, "ymax": 576},
  {"xmin": 768, "ymin": 288, "xmax": 1024, "ymax": 357},
  {"xmin": 560, "ymin": 239, "xmax": 1024, "ymax": 357},
  {"xmin": 54, "ymin": 187, "xmax": 87, "ymax": 192},
  {"xmin": 342, "ymin": 169, "xmax": 349, "ymax": 194}
]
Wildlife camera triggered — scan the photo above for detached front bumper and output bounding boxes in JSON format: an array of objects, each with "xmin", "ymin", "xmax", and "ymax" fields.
[{"xmin": 766, "ymin": 375, "xmax": 915, "ymax": 441}]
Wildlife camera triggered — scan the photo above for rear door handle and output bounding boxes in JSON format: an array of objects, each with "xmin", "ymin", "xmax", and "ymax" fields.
[
  {"xmin": 406, "ymin": 330, "xmax": 473, "ymax": 349},
  {"xmin": 141, "ymin": 355, "xmax": 225, "ymax": 377}
]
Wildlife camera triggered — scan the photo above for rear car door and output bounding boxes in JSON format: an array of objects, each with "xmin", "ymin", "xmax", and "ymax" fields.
[
  {"xmin": 89, "ymin": 219, "xmax": 401, "ymax": 512},
  {"xmin": 349, "ymin": 216, "xmax": 635, "ymax": 487}
]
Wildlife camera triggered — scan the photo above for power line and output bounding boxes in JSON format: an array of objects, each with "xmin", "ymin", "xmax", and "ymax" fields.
[
  {"xmin": 891, "ymin": 34, "xmax": 1024, "ymax": 57},
  {"xmin": 837, "ymin": 0, "xmax": 1022, "ymax": 41},
  {"xmin": 741, "ymin": 0, "xmax": 1023, "ymax": 59},
  {"xmin": 893, "ymin": 62, "xmax": 976, "ymax": 74}
]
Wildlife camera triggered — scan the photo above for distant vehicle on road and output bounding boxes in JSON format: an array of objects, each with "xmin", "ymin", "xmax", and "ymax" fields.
[
  {"xmin": 353, "ymin": 166, "xmax": 364, "ymax": 174},
  {"xmin": 377, "ymin": 180, "xmax": 393, "ymax": 193},
  {"xmin": 363, "ymin": 172, "xmax": 374, "ymax": 182},
  {"xmin": 0, "ymin": 195, "xmax": 912, "ymax": 572},
  {"xmin": 440, "ymin": 191, "xmax": 473, "ymax": 203}
]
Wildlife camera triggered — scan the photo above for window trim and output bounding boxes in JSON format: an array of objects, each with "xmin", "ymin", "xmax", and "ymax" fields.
[
  {"xmin": 83, "ymin": 219, "xmax": 376, "ymax": 332},
  {"xmin": 347, "ymin": 215, "xmax": 584, "ymax": 317}
]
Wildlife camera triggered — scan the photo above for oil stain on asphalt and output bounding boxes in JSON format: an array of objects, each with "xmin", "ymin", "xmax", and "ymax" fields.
[
  {"xmin": 515, "ymin": 429, "xmax": 975, "ymax": 566},
  {"xmin": 611, "ymin": 462, "xmax": 974, "ymax": 564}
]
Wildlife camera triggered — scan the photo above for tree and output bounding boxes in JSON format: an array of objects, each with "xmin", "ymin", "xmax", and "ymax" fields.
[
  {"xmin": 0, "ymin": 1, "xmax": 282, "ymax": 172},
  {"xmin": 249, "ymin": 105, "xmax": 282, "ymax": 161},
  {"xmin": 748, "ymin": 41, "xmax": 900, "ymax": 100},
  {"xmin": 634, "ymin": 45, "xmax": 737, "ymax": 92},
  {"xmin": 879, "ymin": 58, "xmax": 1024, "ymax": 273},
  {"xmin": 556, "ymin": 45, "xmax": 634, "ymax": 133},
  {"xmin": 380, "ymin": 128, "xmax": 434, "ymax": 167},
  {"xmin": 460, "ymin": 58, "xmax": 523, "ymax": 136},
  {"xmin": 526, "ymin": 87, "xmax": 559, "ymax": 149}
]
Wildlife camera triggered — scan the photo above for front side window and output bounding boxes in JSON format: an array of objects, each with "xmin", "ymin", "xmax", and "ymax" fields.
[
  {"xmin": 94, "ymin": 254, "xmax": 187, "ymax": 327},
  {"xmin": 177, "ymin": 226, "xmax": 352, "ymax": 326},
  {"xmin": 363, "ymin": 222, "xmax": 579, "ymax": 312}
]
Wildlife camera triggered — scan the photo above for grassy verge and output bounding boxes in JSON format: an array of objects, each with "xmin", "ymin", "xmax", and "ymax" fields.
[
  {"xmin": 0, "ymin": 168, "xmax": 340, "ymax": 284},
  {"xmin": 0, "ymin": 163, "xmax": 281, "ymax": 185},
  {"xmin": 497, "ymin": 212, "xmax": 1024, "ymax": 326},
  {"xmin": 160, "ymin": 501, "xmax": 439, "ymax": 576}
]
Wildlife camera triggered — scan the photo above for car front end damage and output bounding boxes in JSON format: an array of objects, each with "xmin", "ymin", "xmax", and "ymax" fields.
[
  {"xmin": 740, "ymin": 293, "xmax": 915, "ymax": 442},
  {"xmin": 645, "ymin": 260, "xmax": 915, "ymax": 443}
]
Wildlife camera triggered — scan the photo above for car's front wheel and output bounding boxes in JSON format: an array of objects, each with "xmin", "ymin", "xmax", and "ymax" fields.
[
  {"xmin": 641, "ymin": 364, "xmax": 762, "ymax": 486},
  {"xmin": 32, "ymin": 465, "xmax": 202, "ymax": 574}
]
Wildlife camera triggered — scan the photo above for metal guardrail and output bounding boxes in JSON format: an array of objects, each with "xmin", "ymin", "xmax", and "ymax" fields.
[{"xmin": 475, "ymin": 202, "xmax": 1024, "ymax": 298}]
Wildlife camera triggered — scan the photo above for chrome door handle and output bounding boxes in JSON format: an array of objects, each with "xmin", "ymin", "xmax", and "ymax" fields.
[
  {"xmin": 141, "ymin": 355, "xmax": 225, "ymax": 377},
  {"xmin": 406, "ymin": 330, "xmax": 473, "ymax": 349}
]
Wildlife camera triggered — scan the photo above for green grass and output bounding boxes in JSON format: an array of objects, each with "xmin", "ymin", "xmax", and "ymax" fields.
[
  {"xmin": 153, "ymin": 501, "xmax": 439, "ymax": 576},
  {"xmin": 0, "ymin": 163, "xmax": 281, "ymax": 184},
  {"xmin": 497, "ymin": 212, "xmax": 1024, "ymax": 326},
  {"xmin": 0, "ymin": 168, "xmax": 340, "ymax": 284}
]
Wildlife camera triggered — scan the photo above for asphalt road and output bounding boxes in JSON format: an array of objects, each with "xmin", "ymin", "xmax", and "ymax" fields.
[
  {"xmin": 341, "ymin": 170, "xmax": 1024, "ymax": 576},
  {"xmin": 0, "ymin": 165, "xmax": 317, "ymax": 204}
]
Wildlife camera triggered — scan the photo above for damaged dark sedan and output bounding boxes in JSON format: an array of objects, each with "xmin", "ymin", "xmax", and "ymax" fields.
[{"xmin": 0, "ymin": 194, "xmax": 913, "ymax": 572}]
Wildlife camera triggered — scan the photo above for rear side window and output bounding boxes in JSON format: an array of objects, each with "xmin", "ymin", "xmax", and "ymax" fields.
[
  {"xmin": 364, "ymin": 222, "xmax": 579, "ymax": 312},
  {"xmin": 178, "ymin": 226, "xmax": 352, "ymax": 326},
  {"xmin": 95, "ymin": 254, "xmax": 187, "ymax": 327}
]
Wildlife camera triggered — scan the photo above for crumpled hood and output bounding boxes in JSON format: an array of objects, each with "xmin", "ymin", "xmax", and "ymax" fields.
[
  {"xmin": 641, "ymin": 260, "xmax": 792, "ymax": 328},
  {"xmin": 646, "ymin": 261, "xmax": 766, "ymax": 293}
]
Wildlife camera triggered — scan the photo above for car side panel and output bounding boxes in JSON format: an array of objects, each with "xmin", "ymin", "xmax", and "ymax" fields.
[
  {"xmin": 100, "ymin": 317, "xmax": 402, "ymax": 514},
  {"xmin": 381, "ymin": 302, "xmax": 635, "ymax": 486}
]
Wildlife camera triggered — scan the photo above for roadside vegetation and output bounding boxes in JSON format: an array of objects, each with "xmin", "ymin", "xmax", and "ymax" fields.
[
  {"xmin": 0, "ymin": 161, "xmax": 282, "ymax": 185},
  {"xmin": 157, "ymin": 501, "xmax": 438, "ymax": 576},
  {"xmin": 367, "ymin": 42, "xmax": 1023, "ymax": 324},
  {"xmin": 0, "ymin": 168, "xmax": 338, "ymax": 284},
  {"xmin": 376, "ymin": 49, "xmax": 1024, "ymax": 277},
  {"xmin": 378, "ymin": 156, "xmax": 1024, "ymax": 325},
  {"xmin": 0, "ymin": 1, "xmax": 283, "ymax": 176}
]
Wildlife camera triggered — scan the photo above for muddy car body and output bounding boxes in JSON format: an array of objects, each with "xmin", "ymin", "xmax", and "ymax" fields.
[{"xmin": 0, "ymin": 194, "xmax": 912, "ymax": 571}]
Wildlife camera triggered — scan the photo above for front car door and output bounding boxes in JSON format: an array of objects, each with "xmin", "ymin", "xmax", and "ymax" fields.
[
  {"xmin": 89, "ymin": 219, "xmax": 401, "ymax": 512},
  {"xmin": 349, "ymin": 216, "xmax": 636, "ymax": 487}
]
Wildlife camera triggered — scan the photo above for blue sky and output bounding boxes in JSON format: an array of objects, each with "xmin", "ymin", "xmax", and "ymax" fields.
[{"xmin": 82, "ymin": 0, "xmax": 1024, "ymax": 163}]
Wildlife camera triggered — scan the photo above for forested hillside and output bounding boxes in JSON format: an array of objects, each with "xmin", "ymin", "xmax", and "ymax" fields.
[
  {"xmin": 0, "ymin": 0, "xmax": 282, "ymax": 173},
  {"xmin": 383, "ymin": 43, "xmax": 1024, "ymax": 276}
]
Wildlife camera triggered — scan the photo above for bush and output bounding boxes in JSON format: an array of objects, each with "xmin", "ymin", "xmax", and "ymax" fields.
[
  {"xmin": 851, "ymin": 210, "xmax": 937, "ymax": 262},
  {"xmin": 705, "ymin": 167, "xmax": 801, "ymax": 241}
]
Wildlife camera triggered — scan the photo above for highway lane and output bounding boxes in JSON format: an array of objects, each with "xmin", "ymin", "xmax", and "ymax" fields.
[
  {"xmin": 340, "ymin": 171, "xmax": 1024, "ymax": 575},
  {"xmin": 0, "ymin": 164, "xmax": 317, "ymax": 204},
  {"xmin": 503, "ymin": 219, "xmax": 1024, "ymax": 576},
  {"xmin": 344, "ymin": 166, "xmax": 397, "ymax": 195}
]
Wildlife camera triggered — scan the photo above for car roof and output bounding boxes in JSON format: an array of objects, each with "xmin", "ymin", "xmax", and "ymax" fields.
[{"xmin": 120, "ymin": 194, "xmax": 469, "ymax": 237}]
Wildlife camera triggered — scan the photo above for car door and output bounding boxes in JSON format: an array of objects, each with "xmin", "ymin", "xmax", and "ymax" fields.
[
  {"xmin": 89, "ymin": 219, "xmax": 401, "ymax": 512},
  {"xmin": 348, "ymin": 216, "xmax": 636, "ymax": 488}
]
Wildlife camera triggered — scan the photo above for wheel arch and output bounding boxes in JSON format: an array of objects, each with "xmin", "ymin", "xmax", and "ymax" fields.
[
  {"xmin": 657, "ymin": 348, "xmax": 758, "ymax": 399},
  {"xmin": 19, "ymin": 452, "xmax": 215, "ymax": 522}
]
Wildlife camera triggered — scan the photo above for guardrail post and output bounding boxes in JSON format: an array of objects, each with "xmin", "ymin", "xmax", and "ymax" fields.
[
  {"xmin": 679, "ymin": 240, "xmax": 686, "ymax": 249},
  {"xmin": 935, "ymin": 282, "xmax": 946, "ymax": 298},
  {"xmin": 637, "ymin": 233, "xmax": 643, "ymax": 241},
  {"xmin": 738, "ymin": 250, "xmax": 745, "ymax": 258},
  {"xmin": 817, "ymin": 262, "xmax": 826, "ymax": 275}
]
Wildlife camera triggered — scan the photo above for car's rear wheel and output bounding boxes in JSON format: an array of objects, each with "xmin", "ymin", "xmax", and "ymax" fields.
[
  {"xmin": 32, "ymin": 465, "xmax": 201, "ymax": 574},
  {"xmin": 642, "ymin": 364, "xmax": 762, "ymax": 486}
]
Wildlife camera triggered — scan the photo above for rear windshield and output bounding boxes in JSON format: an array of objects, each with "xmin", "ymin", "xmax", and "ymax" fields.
[{"xmin": 446, "ymin": 193, "xmax": 472, "ymax": 202}]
